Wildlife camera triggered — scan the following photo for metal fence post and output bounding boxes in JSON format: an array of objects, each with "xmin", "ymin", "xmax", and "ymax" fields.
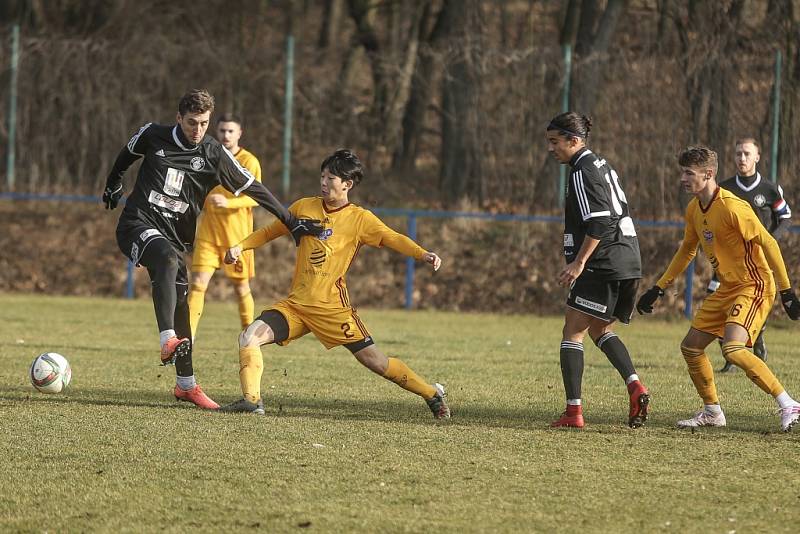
[
  {"xmin": 281, "ymin": 33, "xmax": 295, "ymax": 198},
  {"xmin": 126, "ymin": 261, "xmax": 135, "ymax": 298},
  {"xmin": 405, "ymin": 213, "xmax": 417, "ymax": 310},
  {"xmin": 6, "ymin": 24, "xmax": 20, "ymax": 191}
]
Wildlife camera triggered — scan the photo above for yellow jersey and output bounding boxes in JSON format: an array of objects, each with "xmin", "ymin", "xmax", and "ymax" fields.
[
  {"xmin": 657, "ymin": 187, "xmax": 790, "ymax": 293},
  {"xmin": 195, "ymin": 147, "xmax": 262, "ymax": 247},
  {"xmin": 240, "ymin": 197, "xmax": 427, "ymax": 309}
]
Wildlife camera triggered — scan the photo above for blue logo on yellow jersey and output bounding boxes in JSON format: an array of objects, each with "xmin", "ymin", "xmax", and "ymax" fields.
[
  {"xmin": 703, "ymin": 229, "xmax": 713, "ymax": 242},
  {"xmin": 318, "ymin": 228, "xmax": 333, "ymax": 241}
]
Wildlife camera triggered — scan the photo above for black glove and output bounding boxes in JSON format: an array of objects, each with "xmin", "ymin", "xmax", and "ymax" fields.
[
  {"xmin": 103, "ymin": 184, "xmax": 123, "ymax": 209},
  {"xmin": 636, "ymin": 286, "xmax": 664, "ymax": 315},
  {"xmin": 289, "ymin": 218, "xmax": 323, "ymax": 245},
  {"xmin": 780, "ymin": 288, "xmax": 800, "ymax": 320}
]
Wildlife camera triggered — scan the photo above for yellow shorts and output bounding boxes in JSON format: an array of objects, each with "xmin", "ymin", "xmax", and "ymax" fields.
[
  {"xmin": 692, "ymin": 284, "xmax": 774, "ymax": 346},
  {"xmin": 268, "ymin": 300, "xmax": 371, "ymax": 349},
  {"xmin": 191, "ymin": 239, "xmax": 254, "ymax": 280}
]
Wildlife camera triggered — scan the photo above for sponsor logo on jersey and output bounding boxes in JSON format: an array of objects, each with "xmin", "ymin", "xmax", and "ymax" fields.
[
  {"xmin": 164, "ymin": 167, "xmax": 185, "ymax": 196},
  {"xmin": 139, "ymin": 229, "xmax": 162, "ymax": 241},
  {"xmin": 155, "ymin": 149, "xmax": 166, "ymax": 157},
  {"xmin": 754, "ymin": 194, "xmax": 766, "ymax": 207},
  {"xmin": 563, "ymin": 233, "xmax": 574, "ymax": 247},
  {"xmin": 309, "ymin": 247, "xmax": 327, "ymax": 266},
  {"xmin": 703, "ymin": 229, "xmax": 713, "ymax": 242},
  {"xmin": 576, "ymin": 296, "xmax": 607, "ymax": 313},
  {"xmin": 190, "ymin": 157, "xmax": 205, "ymax": 171},
  {"xmin": 593, "ymin": 158, "xmax": 607, "ymax": 169},
  {"xmin": 148, "ymin": 190, "xmax": 189, "ymax": 213},
  {"xmin": 318, "ymin": 228, "xmax": 334, "ymax": 241}
]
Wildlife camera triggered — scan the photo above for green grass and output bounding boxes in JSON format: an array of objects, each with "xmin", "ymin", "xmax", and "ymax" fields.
[{"xmin": 2, "ymin": 294, "xmax": 799, "ymax": 533}]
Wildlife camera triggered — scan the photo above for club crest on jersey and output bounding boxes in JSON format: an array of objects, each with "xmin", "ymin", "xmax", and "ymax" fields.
[
  {"xmin": 703, "ymin": 229, "xmax": 713, "ymax": 242},
  {"xmin": 190, "ymin": 157, "xmax": 205, "ymax": 171},
  {"xmin": 754, "ymin": 194, "xmax": 766, "ymax": 207},
  {"xmin": 164, "ymin": 167, "xmax": 185, "ymax": 196},
  {"xmin": 318, "ymin": 228, "xmax": 333, "ymax": 241}
]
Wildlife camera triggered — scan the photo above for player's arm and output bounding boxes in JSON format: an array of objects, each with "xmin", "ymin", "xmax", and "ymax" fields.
[
  {"xmin": 217, "ymin": 156, "xmax": 262, "ymax": 210},
  {"xmin": 215, "ymin": 146, "xmax": 320, "ymax": 242},
  {"xmin": 102, "ymin": 123, "xmax": 150, "ymax": 209},
  {"xmin": 362, "ymin": 212, "xmax": 441, "ymax": 271},
  {"xmin": 771, "ymin": 185, "xmax": 792, "ymax": 239},
  {"xmin": 637, "ymin": 210, "xmax": 699, "ymax": 314},
  {"xmin": 224, "ymin": 220, "xmax": 289, "ymax": 264}
]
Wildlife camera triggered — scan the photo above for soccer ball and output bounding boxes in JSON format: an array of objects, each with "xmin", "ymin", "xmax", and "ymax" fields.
[{"xmin": 29, "ymin": 352, "xmax": 72, "ymax": 394}]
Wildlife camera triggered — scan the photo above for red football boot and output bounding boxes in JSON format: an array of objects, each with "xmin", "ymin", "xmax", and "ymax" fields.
[
  {"xmin": 550, "ymin": 404, "xmax": 585, "ymax": 428},
  {"xmin": 174, "ymin": 384, "xmax": 220, "ymax": 410},
  {"xmin": 627, "ymin": 381, "xmax": 650, "ymax": 429},
  {"xmin": 160, "ymin": 336, "xmax": 191, "ymax": 366}
]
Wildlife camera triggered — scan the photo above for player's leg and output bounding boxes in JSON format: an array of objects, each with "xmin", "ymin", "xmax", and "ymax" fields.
[
  {"xmin": 677, "ymin": 327, "xmax": 725, "ymax": 428},
  {"xmin": 172, "ymin": 267, "xmax": 219, "ymax": 409},
  {"xmin": 227, "ymin": 249, "xmax": 256, "ymax": 329},
  {"xmin": 232, "ymin": 278, "xmax": 254, "ymax": 329},
  {"xmin": 220, "ymin": 307, "xmax": 300, "ymax": 414},
  {"xmin": 551, "ymin": 306, "xmax": 592, "ymax": 428},
  {"xmin": 719, "ymin": 295, "xmax": 800, "ymax": 431},
  {"xmin": 348, "ymin": 341, "xmax": 449, "ymax": 419},
  {"xmin": 188, "ymin": 239, "xmax": 222, "ymax": 340},
  {"xmin": 187, "ymin": 269, "xmax": 213, "ymax": 341},
  {"xmin": 588, "ymin": 279, "xmax": 649, "ymax": 428}
]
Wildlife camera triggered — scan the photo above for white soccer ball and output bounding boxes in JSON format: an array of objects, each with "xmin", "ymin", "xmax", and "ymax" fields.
[{"xmin": 29, "ymin": 352, "xmax": 72, "ymax": 394}]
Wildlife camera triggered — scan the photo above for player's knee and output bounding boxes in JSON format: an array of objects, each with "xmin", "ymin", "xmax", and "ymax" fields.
[
  {"xmin": 720, "ymin": 340, "xmax": 748, "ymax": 365},
  {"xmin": 238, "ymin": 320, "xmax": 272, "ymax": 348},
  {"xmin": 680, "ymin": 343, "xmax": 703, "ymax": 361},
  {"xmin": 190, "ymin": 282, "xmax": 208, "ymax": 293}
]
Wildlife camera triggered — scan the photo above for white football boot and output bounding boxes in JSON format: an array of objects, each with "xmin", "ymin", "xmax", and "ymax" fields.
[
  {"xmin": 677, "ymin": 409, "xmax": 727, "ymax": 428},
  {"xmin": 779, "ymin": 404, "xmax": 800, "ymax": 432}
]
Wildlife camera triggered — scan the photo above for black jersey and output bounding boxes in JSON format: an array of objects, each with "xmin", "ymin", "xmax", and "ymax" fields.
[
  {"xmin": 719, "ymin": 172, "xmax": 791, "ymax": 234},
  {"xmin": 106, "ymin": 123, "xmax": 292, "ymax": 252},
  {"xmin": 563, "ymin": 148, "xmax": 641, "ymax": 280}
]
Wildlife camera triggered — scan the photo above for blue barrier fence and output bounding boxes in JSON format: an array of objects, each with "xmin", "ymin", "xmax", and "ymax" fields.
[{"xmin": 3, "ymin": 191, "xmax": 699, "ymax": 317}]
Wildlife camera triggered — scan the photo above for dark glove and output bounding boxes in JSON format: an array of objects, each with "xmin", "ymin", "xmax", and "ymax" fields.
[
  {"xmin": 289, "ymin": 218, "xmax": 323, "ymax": 245},
  {"xmin": 103, "ymin": 184, "xmax": 123, "ymax": 209},
  {"xmin": 780, "ymin": 288, "xmax": 800, "ymax": 320},
  {"xmin": 636, "ymin": 286, "xmax": 664, "ymax": 315}
]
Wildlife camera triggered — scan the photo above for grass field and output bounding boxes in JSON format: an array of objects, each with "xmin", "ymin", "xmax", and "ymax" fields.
[{"xmin": 2, "ymin": 294, "xmax": 799, "ymax": 533}]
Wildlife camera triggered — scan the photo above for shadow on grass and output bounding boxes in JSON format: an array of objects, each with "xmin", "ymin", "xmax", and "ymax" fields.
[{"xmin": 1, "ymin": 386, "xmax": 194, "ymax": 411}]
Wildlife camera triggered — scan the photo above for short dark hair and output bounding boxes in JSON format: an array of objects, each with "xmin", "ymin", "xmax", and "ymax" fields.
[
  {"xmin": 216, "ymin": 113, "xmax": 242, "ymax": 126},
  {"xmin": 734, "ymin": 137, "xmax": 760, "ymax": 154},
  {"xmin": 679, "ymin": 145, "xmax": 718, "ymax": 174},
  {"xmin": 547, "ymin": 111, "xmax": 592, "ymax": 140},
  {"xmin": 178, "ymin": 89, "xmax": 215, "ymax": 116},
  {"xmin": 320, "ymin": 149, "xmax": 363, "ymax": 187}
]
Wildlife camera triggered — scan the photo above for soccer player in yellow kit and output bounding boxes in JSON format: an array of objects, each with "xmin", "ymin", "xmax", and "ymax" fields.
[
  {"xmin": 636, "ymin": 146, "xmax": 800, "ymax": 432},
  {"xmin": 219, "ymin": 149, "xmax": 450, "ymax": 419},
  {"xmin": 189, "ymin": 114, "xmax": 262, "ymax": 337}
]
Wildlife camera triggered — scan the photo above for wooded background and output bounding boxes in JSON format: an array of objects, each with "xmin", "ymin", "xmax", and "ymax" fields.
[{"xmin": 1, "ymin": 0, "xmax": 799, "ymax": 219}]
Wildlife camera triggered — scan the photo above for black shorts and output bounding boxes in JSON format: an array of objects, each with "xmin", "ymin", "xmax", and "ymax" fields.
[
  {"xmin": 566, "ymin": 275, "xmax": 639, "ymax": 324},
  {"xmin": 116, "ymin": 221, "xmax": 187, "ymax": 285}
]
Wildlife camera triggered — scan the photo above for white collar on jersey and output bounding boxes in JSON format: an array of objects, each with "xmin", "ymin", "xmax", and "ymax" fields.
[
  {"xmin": 171, "ymin": 125, "xmax": 199, "ymax": 151},
  {"xmin": 573, "ymin": 148, "xmax": 593, "ymax": 164},
  {"xmin": 735, "ymin": 172, "xmax": 761, "ymax": 192}
]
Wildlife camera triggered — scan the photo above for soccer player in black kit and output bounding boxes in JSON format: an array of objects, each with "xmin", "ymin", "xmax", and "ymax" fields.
[
  {"xmin": 546, "ymin": 112, "xmax": 650, "ymax": 429},
  {"xmin": 102, "ymin": 89, "xmax": 321, "ymax": 409},
  {"xmin": 712, "ymin": 137, "xmax": 792, "ymax": 371}
]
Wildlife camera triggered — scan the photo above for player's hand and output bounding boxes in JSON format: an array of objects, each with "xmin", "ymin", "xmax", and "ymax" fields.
[
  {"xmin": 290, "ymin": 218, "xmax": 323, "ymax": 245},
  {"xmin": 225, "ymin": 245, "xmax": 242, "ymax": 265},
  {"xmin": 636, "ymin": 286, "xmax": 664, "ymax": 314},
  {"xmin": 780, "ymin": 288, "xmax": 800, "ymax": 320},
  {"xmin": 422, "ymin": 252, "xmax": 442, "ymax": 272},
  {"xmin": 209, "ymin": 194, "xmax": 228, "ymax": 209},
  {"xmin": 102, "ymin": 184, "xmax": 123, "ymax": 210},
  {"xmin": 557, "ymin": 260, "xmax": 584, "ymax": 287}
]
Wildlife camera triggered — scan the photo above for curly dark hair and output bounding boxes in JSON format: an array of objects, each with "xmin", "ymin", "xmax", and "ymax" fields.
[{"xmin": 178, "ymin": 89, "xmax": 215, "ymax": 116}]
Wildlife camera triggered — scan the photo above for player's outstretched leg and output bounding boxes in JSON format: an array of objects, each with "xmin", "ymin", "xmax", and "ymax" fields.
[
  {"xmin": 220, "ymin": 318, "xmax": 273, "ymax": 415},
  {"xmin": 678, "ymin": 344, "xmax": 725, "ymax": 428},
  {"xmin": 351, "ymin": 344, "xmax": 450, "ymax": 419},
  {"xmin": 551, "ymin": 341, "xmax": 584, "ymax": 428},
  {"xmin": 172, "ymin": 283, "xmax": 218, "ymax": 410}
]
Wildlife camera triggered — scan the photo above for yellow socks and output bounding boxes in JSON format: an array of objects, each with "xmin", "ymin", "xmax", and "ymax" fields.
[
  {"xmin": 382, "ymin": 357, "xmax": 436, "ymax": 400},
  {"xmin": 681, "ymin": 345, "xmax": 719, "ymax": 404},
  {"xmin": 238, "ymin": 290, "xmax": 255, "ymax": 328},
  {"xmin": 239, "ymin": 346, "xmax": 264, "ymax": 403},
  {"xmin": 188, "ymin": 282, "xmax": 208, "ymax": 338},
  {"xmin": 721, "ymin": 341, "xmax": 784, "ymax": 396}
]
